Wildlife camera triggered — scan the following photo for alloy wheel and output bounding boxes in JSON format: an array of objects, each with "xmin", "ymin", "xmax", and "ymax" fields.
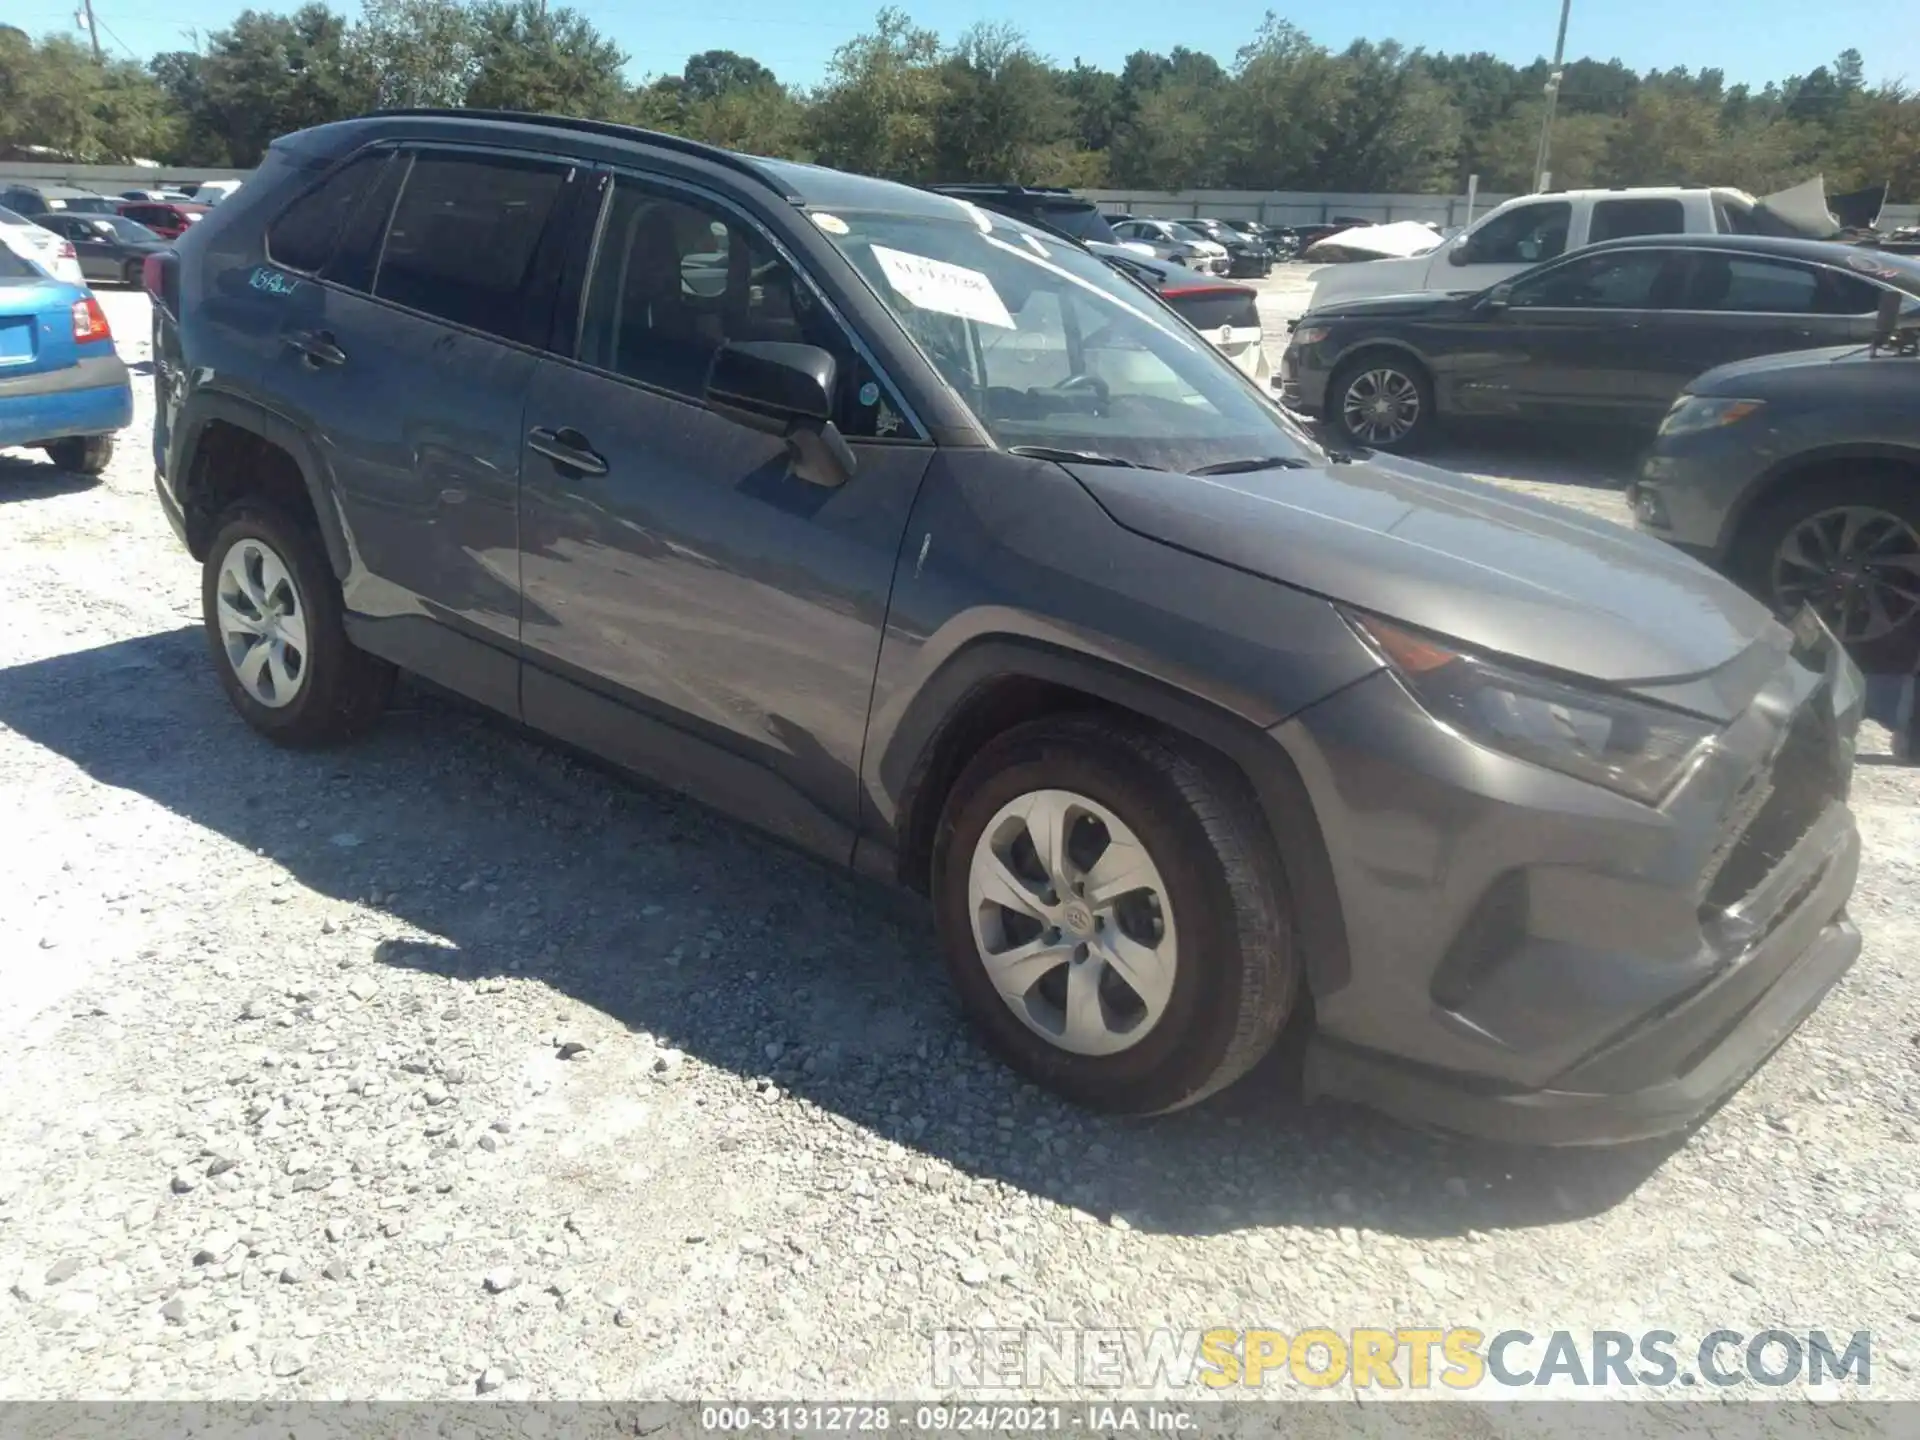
[
  {"xmin": 1341, "ymin": 367, "xmax": 1422, "ymax": 445},
  {"xmin": 1771, "ymin": 505, "xmax": 1920, "ymax": 644},
  {"xmin": 966, "ymin": 788, "xmax": 1177, "ymax": 1057},
  {"xmin": 215, "ymin": 536, "xmax": 310, "ymax": 708}
]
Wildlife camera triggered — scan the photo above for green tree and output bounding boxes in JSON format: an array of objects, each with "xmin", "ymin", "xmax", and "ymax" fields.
[
  {"xmin": 464, "ymin": 0, "xmax": 626, "ymax": 118},
  {"xmin": 680, "ymin": 49, "xmax": 776, "ymax": 102},
  {"xmin": 807, "ymin": 8, "xmax": 944, "ymax": 181},
  {"xmin": 930, "ymin": 25, "xmax": 1074, "ymax": 182},
  {"xmin": 152, "ymin": 6, "xmax": 372, "ymax": 167},
  {"xmin": 353, "ymin": 0, "xmax": 478, "ymax": 110},
  {"xmin": 0, "ymin": 31, "xmax": 176, "ymax": 162}
]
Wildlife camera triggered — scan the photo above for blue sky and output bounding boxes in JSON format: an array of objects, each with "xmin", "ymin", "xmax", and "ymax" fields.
[{"xmin": 18, "ymin": 0, "xmax": 1918, "ymax": 91}]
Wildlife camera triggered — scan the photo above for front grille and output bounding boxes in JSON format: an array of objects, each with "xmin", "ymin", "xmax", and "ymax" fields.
[{"xmin": 1700, "ymin": 694, "xmax": 1843, "ymax": 915}]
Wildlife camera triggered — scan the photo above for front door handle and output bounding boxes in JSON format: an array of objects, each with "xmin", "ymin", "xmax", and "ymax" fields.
[
  {"xmin": 528, "ymin": 426, "xmax": 608, "ymax": 477},
  {"xmin": 285, "ymin": 329, "xmax": 346, "ymax": 367}
]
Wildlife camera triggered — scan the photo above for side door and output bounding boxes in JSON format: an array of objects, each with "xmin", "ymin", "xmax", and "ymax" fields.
[
  {"xmin": 1488, "ymin": 246, "xmax": 1688, "ymax": 419},
  {"xmin": 517, "ymin": 168, "xmax": 935, "ymax": 862},
  {"xmin": 1435, "ymin": 199, "xmax": 1574, "ymax": 294},
  {"xmin": 1657, "ymin": 251, "xmax": 1877, "ymax": 396},
  {"xmin": 251, "ymin": 142, "xmax": 582, "ymax": 714}
]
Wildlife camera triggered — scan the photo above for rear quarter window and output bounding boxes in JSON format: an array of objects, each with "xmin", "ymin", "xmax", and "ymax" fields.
[
  {"xmin": 1589, "ymin": 198, "xmax": 1686, "ymax": 243},
  {"xmin": 1162, "ymin": 288, "xmax": 1259, "ymax": 334},
  {"xmin": 266, "ymin": 151, "xmax": 389, "ymax": 274}
]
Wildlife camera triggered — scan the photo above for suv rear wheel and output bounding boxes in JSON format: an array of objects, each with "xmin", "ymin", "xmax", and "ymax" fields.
[
  {"xmin": 202, "ymin": 500, "xmax": 394, "ymax": 745},
  {"xmin": 932, "ymin": 716, "xmax": 1296, "ymax": 1115}
]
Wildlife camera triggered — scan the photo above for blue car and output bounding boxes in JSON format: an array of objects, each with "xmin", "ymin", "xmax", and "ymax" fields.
[{"xmin": 0, "ymin": 244, "xmax": 132, "ymax": 474}]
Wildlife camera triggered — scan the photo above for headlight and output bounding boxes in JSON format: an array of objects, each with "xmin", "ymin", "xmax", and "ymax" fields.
[
  {"xmin": 1291, "ymin": 324, "xmax": 1332, "ymax": 347},
  {"xmin": 1347, "ymin": 612, "xmax": 1718, "ymax": 804},
  {"xmin": 1658, "ymin": 395, "xmax": 1765, "ymax": 436}
]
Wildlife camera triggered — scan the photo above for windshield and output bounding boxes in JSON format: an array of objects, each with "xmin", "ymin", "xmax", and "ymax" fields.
[
  {"xmin": 815, "ymin": 205, "xmax": 1319, "ymax": 471},
  {"xmin": 1166, "ymin": 223, "xmax": 1215, "ymax": 247}
]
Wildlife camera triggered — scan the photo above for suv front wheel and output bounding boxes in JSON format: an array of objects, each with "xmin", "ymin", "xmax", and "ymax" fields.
[
  {"xmin": 933, "ymin": 716, "xmax": 1297, "ymax": 1115},
  {"xmin": 202, "ymin": 500, "xmax": 394, "ymax": 745}
]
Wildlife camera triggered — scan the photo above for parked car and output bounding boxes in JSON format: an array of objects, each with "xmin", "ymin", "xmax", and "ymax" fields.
[
  {"xmin": 1282, "ymin": 234, "xmax": 1920, "ymax": 450},
  {"xmin": 0, "ymin": 242, "xmax": 131, "ymax": 474},
  {"xmin": 1631, "ymin": 297, "xmax": 1920, "ymax": 670},
  {"xmin": 1218, "ymin": 217, "xmax": 1295, "ymax": 260},
  {"xmin": 1108, "ymin": 217, "xmax": 1230, "ymax": 275},
  {"xmin": 1088, "ymin": 245, "xmax": 1271, "ymax": 387},
  {"xmin": 149, "ymin": 109, "xmax": 1863, "ymax": 1141},
  {"xmin": 120, "ymin": 189, "xmax": 199, "ymax": 204},
  {"xmin": 0, "ymin": 204, "xmax": 83, "ymax": 286},
  {"xmin": 1308, "ymin": 185, "xmax": 1834, "ymax": 311},
  {"xmin": 923, "ymin": 184, "xmax": 1120, "ymax": 246},
  {"xmin": 117, "ymin": 201, "xmax": 208, "ymax": 239},
  {"xmin": 30, "ymin": 212, "xmax": 168, "ymax": 287},
  {"xmin": 1186, "ymin": 217, "xmax": 1272, "ymax": 277},
  {"xmin": 1, "ymin": 183, "xmax": 118, "ymax": 217},
  {"xmin": 184, "ymin": 179, "xmax": 245, "ymax": 205}
]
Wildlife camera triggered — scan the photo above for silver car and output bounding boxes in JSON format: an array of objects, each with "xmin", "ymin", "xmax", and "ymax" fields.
[{"xmin": 1109, "ymin": 218, "xmax": 1230, "ymax": 276}]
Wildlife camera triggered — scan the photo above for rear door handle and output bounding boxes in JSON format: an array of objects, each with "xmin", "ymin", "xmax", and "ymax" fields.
[
  {"xmin": 528, "ymin": 426, "xmax": 608, "ymax": 477},
  {"xmin": 284, "ymin": 329, "xmax": 346, "ymax": 367}
]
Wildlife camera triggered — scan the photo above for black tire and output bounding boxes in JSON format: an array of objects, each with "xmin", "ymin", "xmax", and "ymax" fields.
[
  {"xmin": 43, "ymin": 436, "xmax": 113, "ymax": 475},
  {"xmin": 932, "ymin": 715, "xmax": 1297, "ymax": 1115},
  {"xmin": 1327, "ymin": 349, "xmax": 1434, "ymax": 451},
  {"xmin": 201, "ymin": 500, "xmax": 395, "ymax": 746},
  {"xmin": 1731, "ymin": 467, "xmax": 1920, "ymax": 673}
]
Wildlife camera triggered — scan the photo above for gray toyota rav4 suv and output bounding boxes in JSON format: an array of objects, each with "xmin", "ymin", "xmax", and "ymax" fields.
[{"xmin": 148, "ymin": 111, "xmax": 1866, "ymax": 1143}]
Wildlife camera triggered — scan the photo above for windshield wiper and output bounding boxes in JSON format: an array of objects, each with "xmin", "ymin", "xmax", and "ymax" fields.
[
  {"xmin": 1006, "ymin": 445, "xmax": 1162, "ymax": 470},
  {"xmin": 1188, "ymin": 455, "xmax": 1311, "ymax": 476}
]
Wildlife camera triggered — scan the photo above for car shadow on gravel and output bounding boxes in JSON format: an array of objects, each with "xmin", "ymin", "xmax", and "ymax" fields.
[
  {"xmin": 0, "ymin": 624, "xmax": 1686, "ymax": 1243},
  {"xmin": 0, "ymin": 454, "xmax": 99, "ymax": 499}
]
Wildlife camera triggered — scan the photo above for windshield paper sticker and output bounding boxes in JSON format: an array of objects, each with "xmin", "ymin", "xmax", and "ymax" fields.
[{"xmin": 871, "ymin": 245, "xmax": 1014, "ymax": 329}]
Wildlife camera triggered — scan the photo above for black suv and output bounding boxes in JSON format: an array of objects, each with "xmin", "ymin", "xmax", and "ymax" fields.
[{"xmin": 151, "ymin": 110, "xmax": 1864, "ymax": 1140}]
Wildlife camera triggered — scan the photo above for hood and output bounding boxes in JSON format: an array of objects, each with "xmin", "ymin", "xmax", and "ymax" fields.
[
  {"xmin": 1308, "ymin": 290, "xmax": 1467, "ymax": 322},
  {"xmin": 1068, "ymin": 454, "xmax": 1774, "ymax": 715},
  {"xmin": 1302, "ymin": 220, "xmax": 1444, "ymax": 263},
  {"xmin": 1690, "ymin": 342, "xmax": 1874, "ymax": 392}
]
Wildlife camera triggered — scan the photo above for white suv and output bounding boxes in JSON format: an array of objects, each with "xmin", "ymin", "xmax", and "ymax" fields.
[{"xmin": 1308, "ymin": 186, "xmax": 1827, "ymax": 309}]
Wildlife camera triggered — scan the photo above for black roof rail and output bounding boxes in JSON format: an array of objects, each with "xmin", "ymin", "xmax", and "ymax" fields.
[
  {"xmin": 365, "ymin": 108, "xmax": 802, "ymax": 202},
  {"xmin": 927, "ymin": 182, "xmax": 1083, "ymax": 201}
]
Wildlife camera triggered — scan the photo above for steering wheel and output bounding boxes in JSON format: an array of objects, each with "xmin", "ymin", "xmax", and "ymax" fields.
[{"xmin": 1035, "ymin": 372, "xmax": 1110, "ymax": 414}]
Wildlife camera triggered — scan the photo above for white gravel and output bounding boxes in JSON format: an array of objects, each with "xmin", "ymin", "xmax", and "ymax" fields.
[{"xmin": 0, "ymin": 287, "xmax": 1915, "ymax": 1404}]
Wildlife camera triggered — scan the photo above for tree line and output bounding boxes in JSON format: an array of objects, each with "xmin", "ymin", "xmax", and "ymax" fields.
[{"xmin": 2, "ymin": 5, "xmax": 1915, "ymax": 203}]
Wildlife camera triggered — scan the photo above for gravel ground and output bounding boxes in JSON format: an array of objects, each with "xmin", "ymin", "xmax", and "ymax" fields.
[{"xmin": 0, "ymin": 286, "xmax": 1916, "ymax": 1407}]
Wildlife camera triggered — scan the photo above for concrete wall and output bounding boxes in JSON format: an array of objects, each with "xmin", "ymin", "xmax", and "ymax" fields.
[
  {"xmin": 1079, "ymin": 187, "xmax": 1920, "ymax": 232},
  {"xmin": 0, "ymin": 161, "xmax": 252, "ymax": 192}
]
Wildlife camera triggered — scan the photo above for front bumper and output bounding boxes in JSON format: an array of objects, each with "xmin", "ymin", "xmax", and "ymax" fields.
[
  {"xmin": 0, "ymin": 354, "xmax": 132, "ymax": 448},
  {"xmin": 1629, "ymin": 428, "xmax": 1770, "ymax": 560},
  {"xmin": 1276, "ymin": 344, "xmax": 1326, "ymax": 415},
  {"xmin": 1280, "ymin": 621, "xmax": 1863, "ymax": 1145}
]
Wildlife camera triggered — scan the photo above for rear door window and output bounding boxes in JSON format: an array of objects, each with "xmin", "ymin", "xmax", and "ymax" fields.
[
  {"xmin": 1682, "ymin": 255, "xmax": 1828, "ymax": 312},
  {"xmin": 1588, "ymin": 198, "xmax": 1686, "ymax": 243},
  {"xmin": 266, "ymin": 150, "xmax": 389, "ymax": 275},
  {"xmin": 372, "ymin": 149, "xmax": 570, "ymax": 344}
]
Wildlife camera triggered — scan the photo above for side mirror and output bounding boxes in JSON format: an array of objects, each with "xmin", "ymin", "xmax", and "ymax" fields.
[
  {"xmin": 704, "ymin": 340, "xmax": 857, "ymax": 488},
  {"xmin": 1872, "ymin": 287, "xmax": 1902, "ymax": 347},
  {"xmin": 1485, "ymin": 282, "xmax": 1514, "ymax": 311},
  {"xmin": 1448, "ymin": 239, "xmax": 1472, "ymax": 267}
]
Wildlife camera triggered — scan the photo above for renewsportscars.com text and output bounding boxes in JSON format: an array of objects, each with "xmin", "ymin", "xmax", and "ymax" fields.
[{"xmin": 931, "ymin": 1327, "xmax": 1876, "ymax": 1391}]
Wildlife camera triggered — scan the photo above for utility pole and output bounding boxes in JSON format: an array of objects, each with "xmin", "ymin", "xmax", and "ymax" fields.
[
  {"xmin": 78, "ymin": 0, "xmax": 104, "ymax": 62},
  {"xmin": 1532, "ymin": 0, "xmax": 1573, "ymax": 192}
]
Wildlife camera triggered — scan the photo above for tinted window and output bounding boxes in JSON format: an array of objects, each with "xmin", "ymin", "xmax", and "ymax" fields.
[
  {"xmin": 1466, "ymin": 201, "xmax": 1572, "ymax": 265},
  {"xmin": 267, "ymin": 151, "xmax": 388, "ymax": 274},
  {"xmin": 1589, "ymin": 198, "xmax": 1685, "ymax": 243},
  {"xmin": 1161, "ymin": 288, "xmax": 1260, "ymax": 333},
  {"xmin": 1509, "ymin": 250, "xmax": 1674, "ymax": 309},
  {"xmin": 1681, "ymin": 255, "xmax": 1842, "ymax": 313},
  {"xmin": 374, "ymin": 151, "xmax": 567, "ymax": 342},
  {"xmin": 576, "ymin": 176, "xmax": 907, "ymax": 438},
  {"xmin": 1035, "ymin": 205, "xmax": 1116, "ymax": 244},
  {"xmin": 1813, "ymin": 269, "xmax": 1883, "ymax": 314}
]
